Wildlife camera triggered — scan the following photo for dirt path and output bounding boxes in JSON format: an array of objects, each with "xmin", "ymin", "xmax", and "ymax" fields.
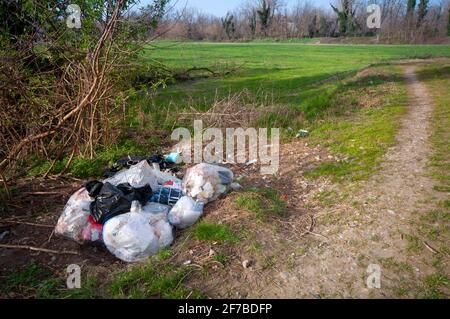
[{"xmin": 255, "ymin": 65, "xmax": 440, "ymax": 298}]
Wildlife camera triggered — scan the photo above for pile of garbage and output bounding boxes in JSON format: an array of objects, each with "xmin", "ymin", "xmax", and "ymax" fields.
[{"xmin": 55, "ymin": 157, "xmax": 235, "ymax": 263}]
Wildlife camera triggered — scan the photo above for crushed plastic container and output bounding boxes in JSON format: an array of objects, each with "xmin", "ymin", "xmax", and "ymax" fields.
[
  {"xmin": 55, "ymin": 188, "xmax": 92, "ymax": 244},
  {"xmin": 168, "ymin": 196, "xmax": 204, "ymax": 229},
  {"xmin": 182, "ymin": 164, "xmax": 234, "ymax": 203}
]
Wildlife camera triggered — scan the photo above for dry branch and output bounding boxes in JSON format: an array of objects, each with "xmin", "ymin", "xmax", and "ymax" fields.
[{"xmin": 0, "ymin": 244, "xmax": 80, "ymax": 255}]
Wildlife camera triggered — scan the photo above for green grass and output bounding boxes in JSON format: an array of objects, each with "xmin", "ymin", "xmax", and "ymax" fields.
[
  {"xmin": 212, "ymin": 251, "xmax": 229, "ymax": 265},
  {"xmin": 304, "ymin": 66, "xmax": 408, "ymax": 181},
  {"xmin": 420, "ymin": 65, "xmax": 450, "ymax": 192},
  {"xmin": 0, "ymin": 263, "xmax": 100, "ymax": 299},
  {"xmin": 192, "ymin": 221, "xmax": 238, "ymax": 243},
  {"xmin": 108, "ymin": 262, "xmax": 197, "ymax": 299},
  {"xmin": 139, "ymin": 42, "xmax": 450, "ymax": 131},
  {"xmin": 107, "ymin": 248, "xmax": 203, "ymax": 299},
  {"xmin": 26, "ymin": 42, "xmax": 450, "ymax": 178},
  {"xmin": 236, "ymin": 188, "xmax": 286, "ymax": 219}
]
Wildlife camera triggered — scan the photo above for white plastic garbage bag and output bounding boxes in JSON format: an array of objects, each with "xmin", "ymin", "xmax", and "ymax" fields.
[
  {"xmin": 168, "ymin": 196, "xmax": 204, "ymax": 229},
  {"xmin": 104, "ymin": 160, "xmax": 181, "ymax": 191},
  {"xmin": 140, "ymin": 202, "xmax": 170, "ymax": 224},
  {"xmin": 139, "ymin": 202, "xmax": 173, "ymax": 249},
  {"xmin": 153, "ymin": 219, "xmax": 174, "ymax": 249},
  {"xmin": 182, "ymin": 164, "xmax": 234, "ymax": 203},
  {"xmin": 103, "ymin": 212, "xmax": 160, "ymax": 263},
  {"xmin": 104, "ymin": 160, "xmax": 159, "ymax": 190},
  {"xmin": 55, "ymin": 188, "xmax": 92, "ymax": 244}
]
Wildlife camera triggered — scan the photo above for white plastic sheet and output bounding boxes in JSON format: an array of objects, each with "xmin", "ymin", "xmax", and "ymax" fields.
[
  {"xmin": 104, "ymin": 160, "xmax": 182, "ymax": 191},
  {"xmin": 104, "ymin": 160, "xmax": 159, "ymax": 190}
]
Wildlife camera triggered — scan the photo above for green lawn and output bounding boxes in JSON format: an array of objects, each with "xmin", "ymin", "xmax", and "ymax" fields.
[
  {"xmin": 28, "ymin": 42, "xmax": 450, "ymax": 178},
  {"xmin": 136, "ymin": 42, "xmax": 450, "ymax": 130}
]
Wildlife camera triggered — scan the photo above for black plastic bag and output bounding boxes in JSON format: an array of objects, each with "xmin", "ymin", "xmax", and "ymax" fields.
[{"xmin": 86, "ymin": 181, "xmax": 153, "ymax": 225}]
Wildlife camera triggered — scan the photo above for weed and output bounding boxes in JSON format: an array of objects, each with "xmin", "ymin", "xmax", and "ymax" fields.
[{"xmin": 192, "ymin": 221, "xmax": 238, "ymax": 244}]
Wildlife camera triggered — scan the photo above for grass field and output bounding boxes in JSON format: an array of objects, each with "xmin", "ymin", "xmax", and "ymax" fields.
[
  {"xmin": 29, "ymin": 42, "xmax": 450, "ymax": 178},
  {"xmin": 135, "ymin": 42, "xmax": 450, "ymax": 129}
]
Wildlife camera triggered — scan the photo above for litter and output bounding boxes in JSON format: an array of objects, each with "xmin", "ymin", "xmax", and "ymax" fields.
[
  {"xmin": 168, "ymin": 196, "xmax": 204, "ymax": 229},
  {"xmin": 55, "ymin": 188, "xmax": 92, "ymax": 244},
  {"xmin": 87, "ymin": 181, "xmax": 153, "ymax": 224},
  {"xmin": 104, "ymin": 155, "xmax": 178, "ymax": 177},
  {"xmin": 103, "ymin": 201, "xmax": 174, "ymax": 262},
  {"xmin": 134, "ymin": 202, "xmax": 174, "ymax": 249},
  {"xmin": 296, "ymin": 130, "xmax": 310, "ymax": 138},
  {"xmin": 58, "ymin": 159, "xmax": 238, "ymax": 262},
  {"xmin": 182, "ymin": 164, "xmax": 234, "ymax": 203},
  {"xmin": 105, "ymin": 160, "xmax": 159, "ymax": 190},
  {"xmin": 81, "ymin": 216, "xmax": 103, "ymax": 244},
  {"xmin": 103, "ymin": 202, "xmax": 160, "ymax": 263},
  {"xmin": 165, "ymin": 152, "xmax": 182, "ymax": 164},
  {"xmin": 151, "ymin": 186, "xmax": 184, "ymax": 207},
  {"xmin": 140, "ymin": 202, "xmax": 170, "ymax": 224}
]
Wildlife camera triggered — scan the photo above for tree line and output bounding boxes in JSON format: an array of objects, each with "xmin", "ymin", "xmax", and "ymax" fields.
[{"xmin": 159, "ymin": 0, "xmax": 450, "ymax": 43}]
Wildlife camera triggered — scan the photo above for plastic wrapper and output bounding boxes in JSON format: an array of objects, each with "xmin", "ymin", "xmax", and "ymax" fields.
[
  {"xmin": 55, "ymin": 188, "xmax": 92, "ymax": 244},
  {"xmin": 81, "ymin": 216, "xmax": 104, "ymax": 243},
  {"xmin": 168, "ymin": 196, "xmax": 204, "ymax": 229},
  {"xmin": 104, "ymin": 160, "xmax": 159, "ymax": 190},
  {"xmin": 151, "ymin": 186, "xmax": 184, "ymax": 207},
  {"xmin": 182, "ymin": 164, "xmax": 234, "ymax": 203}
]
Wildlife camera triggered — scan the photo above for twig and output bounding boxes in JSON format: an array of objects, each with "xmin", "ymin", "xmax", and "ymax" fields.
[
  {"xmin": 0, "ymin": 170, "xmax": 11, "ymax": 200},
  {"xmin": 304, "ymin": 230, "xmax": 330, "ymax": 241},
  {"xmin": 0, "ymin": 244, "xmax": 79, "ymax": 255},
  {"xmin": 1, "ymin": 220, "xmax": 54, "ymax": 228},
  {"xmin": 424, "ymin": 241, "xmax": 439, "ymax": 254},
  {"xmin": 22, "ymin": 192, "xmax": 61, "ymax": 196}
]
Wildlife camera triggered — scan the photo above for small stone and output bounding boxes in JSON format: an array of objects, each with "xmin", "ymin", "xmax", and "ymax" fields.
[
  {"xmin": 349, "ymin": 221, "xmax": 359, "ymax": 228},
  {"xmin": 280, "ymin": 272, "xmax": 290, "ymax": 281}
]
